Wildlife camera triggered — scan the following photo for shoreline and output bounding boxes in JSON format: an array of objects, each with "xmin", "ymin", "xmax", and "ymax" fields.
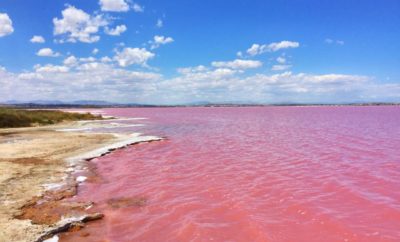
[{"xmin": 0, "ymin": 118, "xmax": 162, "ymax": 242}]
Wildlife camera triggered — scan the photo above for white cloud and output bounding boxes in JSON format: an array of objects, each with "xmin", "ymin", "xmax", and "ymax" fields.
[
  {"xmin": 36, "ymin": 48, "xmax": 61, "ymax": 57},
  {"xmin": 325, "ymin": 38, "xmax": 345, "ymax": 45},
  {"xmin": 246, "ymin": 44, "xmax": 261, "ymax": 56},
  {"xmin": 174, "ymin": 67, "xmax": 238, "ymax": 84},
  {"xmin": 114, "ymin": 47, "xmax": 155, "ymax": 67},
  {"xmin": 212, "ymin": 59, "xmax": 262, "ymax": 70},
  {"xmin": 273, "ymin": 56, "xmax": 291, "ymax": 71},
  {"xmin": 1, "ymin": 59, "xmax": 400, "ymax": 104},
  {"xmin": 154, "ymin": 35, "xmax": 174, "ymax": 44},
  {"xmin": 268, "ymin": 41, "xmax": 299, "ymax": 52},
  {"xmin": 105, "ymin": 24, "xmax": 127, "ymax": 36},
  {"xmin": 156, "ymin": 19, "xmax": 163, "ymax": 28},
  {"xmin": 99, "ymin": 0, "xmax": 130, "ymax": 12},
  {"xmin": 177, "ymin": 65, "xmax": 208, "ymax": 74},
  {"xmin": 0, "ymin": 62, "xmax": 162, "ymax": 103},
  {"xmin": 306, "ymin": 73, "xmax": 367, "ymax": 84},
  {"xmin": 79, "ymin": 57, "xmax": 96, "ymax": 62},
  {"xmin": 101, "ymin": 56, "xmax": 112, "ymax": 62},
  {"xmin": 30, "ymin": 35, "xmax": 45, "ymax": 43},
  {"xmin": 76, "ymin": 62, "xmax": 107, "ymax": 71},
  {"xmin": 150, "ymin": 35, "xmax": 174, "ymax": 49},
  {"xmin": 133, "ymin": 3, "xmax": 144, "ymax": 12},
  {"xmin": 276, "ymin": 56, "xmax": 286, "ymax": 64},
  {"xmin": 0, "ymin": 13, "xmax": 14, "ymax": 37},
  {"xmin": 63, "ymin": 56, "xmax": 78, "ymax": 66},
  {"xmin": 92, "ymin": 48, "xmax": 99, "ymax": 55},
  {"xmin": 53, "ymin": 6, "xmax": 108, "ymax": 43},
  {"xmin": 246, "ymin": 41, "xmax": 300, "ymax": 56},
  {"xmin": 18, "ymin": 72, "xmax": 44, "ymax": 80},
  {"xmin": 162, "ymin": 71, "xmax": 374, "ymax": 103},
  {"xmin": 63, "ymin": 55, "xmax": 103, "ymax": 67},
  {"xmin": 271, "ymin": 64, "xmax": 291, "ymax": 71},
  {"xmin": 34, "ymin": 64, "xmax": 69, "ymax": 73}
]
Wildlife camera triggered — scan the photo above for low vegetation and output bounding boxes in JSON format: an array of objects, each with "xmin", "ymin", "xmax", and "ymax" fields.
[{"xmin": 0, "ymin": 107, "xmax": 102, "ymax": 128}]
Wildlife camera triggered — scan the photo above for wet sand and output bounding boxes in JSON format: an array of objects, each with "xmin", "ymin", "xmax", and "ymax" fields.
[{"xmin": 0, "ymin": 121, "xmax": 161, "ymax": 242}]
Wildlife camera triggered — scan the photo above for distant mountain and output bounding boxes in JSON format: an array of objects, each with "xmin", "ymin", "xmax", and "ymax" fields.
[
  {"xmin": 71, "ymin": 100, "xmax": 118, "ymax": 106},
  {"xmin": 183, "ymin": 101, "xmax": 212, "ymax": 106},
  {"xmin": 2, "ymin": 100, "xmax": 399, "ymax": 108},
  {"xmin": 5, "ymin": 100, "xmax": 65, "ymax": 105},
  {"xmin": 4, "ymin": 100, "xmax": 118, "ymax": 106}
]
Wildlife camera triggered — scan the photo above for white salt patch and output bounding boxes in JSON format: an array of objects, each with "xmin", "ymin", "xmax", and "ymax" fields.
[
  {"xmin": 43, "ymin": 235, "xmax": 59, "ymax": 242},
  {"xmin": 57, "ymin": 128, "xmax": 93, "ymax": 132},
  {"xmin": 57, "ymin": 124, "xmax": 144, "ymax": 132},
  {"xmin": 77, "ymin": 117, "xmax": 148, "ymax": 124},
  {"xmin": 2, "ymin": 200, "xmax": 17, "ymax": 205},
  {"xmin": 42, "ymin": 183, "xmax": 63, "ymax": 190},
  {"xmin": 66, "ymin": 133, "xmax": 162, "ymax": 165},
  {"xmin": 106, "ymin": 124, "xmax": 144, "ymax": 128},
  {"xmin": 76, "ymin": 176, "xmax": 87, "ymax": 183},
  {"xmin": 58, "ymin": 215, "xmax": 90, "ymax": 224}
]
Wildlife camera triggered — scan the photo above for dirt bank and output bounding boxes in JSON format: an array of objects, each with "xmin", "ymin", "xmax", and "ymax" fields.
[{"xmin": 0, "ymin": 121, "xmax": 161, "ymax": 242}]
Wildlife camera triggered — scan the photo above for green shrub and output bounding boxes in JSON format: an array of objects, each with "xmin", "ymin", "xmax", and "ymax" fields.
[{"xmin": 0, "ymin": 108, "xmax": 103, "ymax": 128}]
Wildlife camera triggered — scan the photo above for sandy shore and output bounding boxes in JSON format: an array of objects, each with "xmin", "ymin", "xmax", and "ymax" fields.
[{"xmin": 0, "ymin": 120, "xmax": 161, "ymax": 242}]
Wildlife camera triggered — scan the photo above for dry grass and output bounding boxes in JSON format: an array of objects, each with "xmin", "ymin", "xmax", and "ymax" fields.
[{"xmin": 0, "ymin": 107, "xmax": 102, "ymax": 128}]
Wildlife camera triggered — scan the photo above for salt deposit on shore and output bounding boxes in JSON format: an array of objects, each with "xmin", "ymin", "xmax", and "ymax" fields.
[{"xmin": 0, "ymin": 116, "xmax": 162, "ymax": 242}]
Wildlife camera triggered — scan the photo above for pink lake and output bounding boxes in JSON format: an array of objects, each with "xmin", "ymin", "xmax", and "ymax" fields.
[{"xmin": 61, "ymin": 106, "xmax": 400, "ymax": 242}]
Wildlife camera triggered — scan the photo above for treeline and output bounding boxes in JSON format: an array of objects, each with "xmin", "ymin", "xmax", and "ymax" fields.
[{"xmin": 0, "ymin": 108, "xmax": 102, "ymax": 128}]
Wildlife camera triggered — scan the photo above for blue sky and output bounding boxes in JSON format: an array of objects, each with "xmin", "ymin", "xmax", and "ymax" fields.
[{"xmin": 0, "ymin": 0, "xmax": 399, "ymax": 104}]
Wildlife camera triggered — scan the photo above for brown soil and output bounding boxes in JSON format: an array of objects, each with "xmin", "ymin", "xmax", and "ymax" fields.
[
  {"xmin": 0, "ymin": 120, "xmax": 161, "ymax": 242},
  {"xmin": 0, "ymin": 123, "xmax": 115, "ymax": 242},
  {"xmin": 4, "ymin": 157, "xmax": 49, "ymax": 165},
  {"xmin": 16, "ymin": 182, "xmax": 81, "ymax": 225}
]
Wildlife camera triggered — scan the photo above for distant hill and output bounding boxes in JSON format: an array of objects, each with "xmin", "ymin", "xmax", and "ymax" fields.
[
  {"xmin": 1, "ymin": 100, "xmax": 399, "ymax": 108},
  {"xmin": 5, "ymin": 100, "xmax": 65, "ymax": 105},
  {"xmin": 1, "ymin": 100, "xmax": 159, "ymax": 108},
  {"xmin": 5, "ymin": 100, "xmax": 118, "ymax": 106},
  {"xmin": 71, "ymin": 100, "xmax": 118, "ymax": 106}
]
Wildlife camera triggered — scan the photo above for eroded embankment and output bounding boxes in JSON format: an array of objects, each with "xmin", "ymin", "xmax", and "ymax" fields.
[{"xmin": 0, "ymin": 120, "xmax": 162, "ymax": 242}]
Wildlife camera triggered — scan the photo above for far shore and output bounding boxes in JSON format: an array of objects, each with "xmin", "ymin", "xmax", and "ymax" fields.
[
  {"xmin": 1, "ymin": 102, "xmax": 400, "ymax": 110},
  {"xmin": 0, "ymin": 118, "xmax": 161, "ymax": 242}
]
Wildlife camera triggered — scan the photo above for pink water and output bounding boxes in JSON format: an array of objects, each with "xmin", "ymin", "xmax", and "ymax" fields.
[{"xmin": 62, "ymin": 106, "xmax": 400, "ymax": 242}]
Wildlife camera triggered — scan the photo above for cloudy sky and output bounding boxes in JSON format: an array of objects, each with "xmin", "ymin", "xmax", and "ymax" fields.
[{"xmin": 0, "ymin": 0, "xmax": 399, "ymax": 104}]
